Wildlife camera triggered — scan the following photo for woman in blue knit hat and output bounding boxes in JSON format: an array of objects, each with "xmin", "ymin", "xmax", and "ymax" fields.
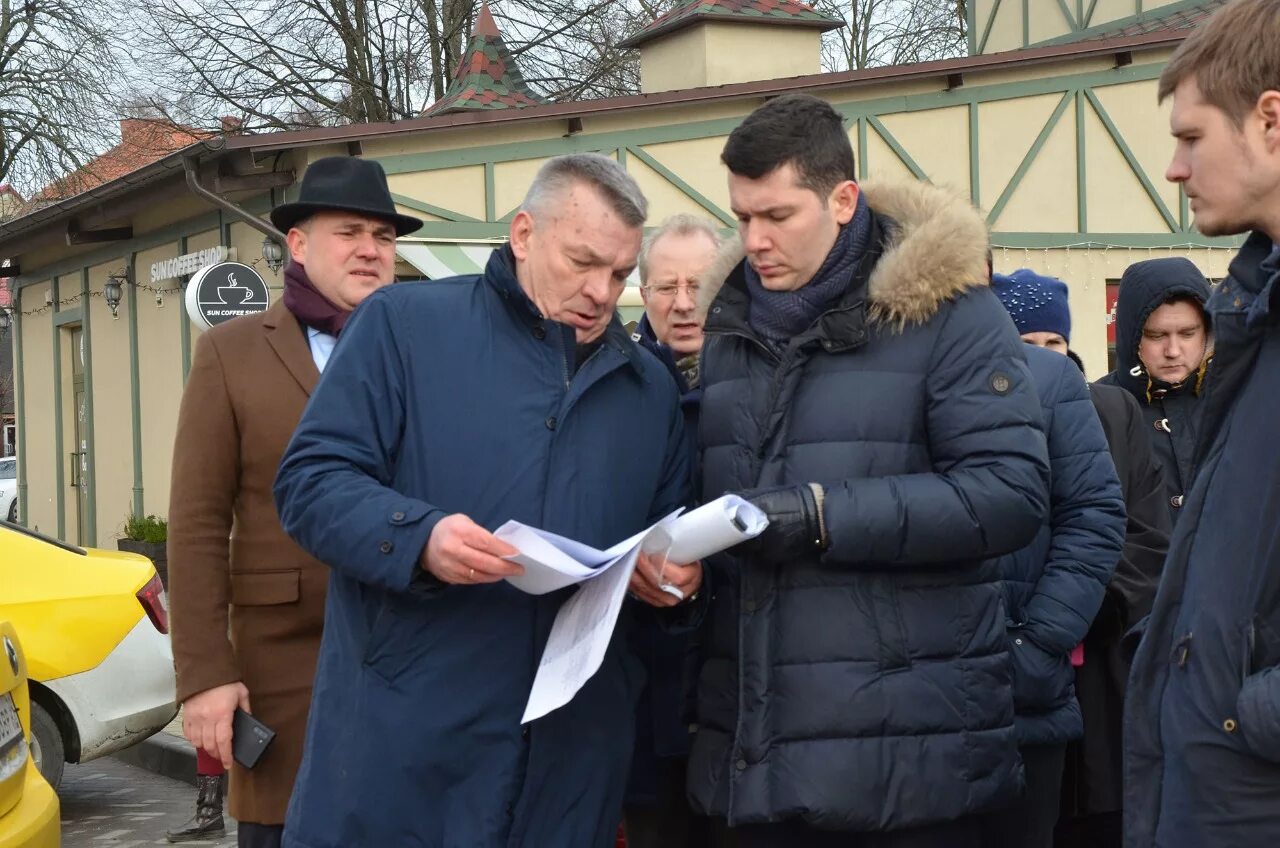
[{"xmin": 991, "ymin": 269, "xmax": 1170, "ymax": 848}]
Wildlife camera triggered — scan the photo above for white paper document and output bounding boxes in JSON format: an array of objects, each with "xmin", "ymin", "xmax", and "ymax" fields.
[{"xmin": 493, "ymin": 495, "xmax": 768, "ymax": 723}]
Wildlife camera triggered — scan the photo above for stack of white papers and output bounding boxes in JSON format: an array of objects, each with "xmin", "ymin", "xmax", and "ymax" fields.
[{"xmin": 494, "ymin": 495, "xmax": 768, "ymax": 722}]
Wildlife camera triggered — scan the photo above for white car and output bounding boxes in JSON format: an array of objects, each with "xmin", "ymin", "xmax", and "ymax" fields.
[
  {"xmin": 0, "ymin": 458, "xmax": 15, "ymax": 523},
  {"xmin": 1, "ymin": 520, "xmax": 177, "ymax": 788}
]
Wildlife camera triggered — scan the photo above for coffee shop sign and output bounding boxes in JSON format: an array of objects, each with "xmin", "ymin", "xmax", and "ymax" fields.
[{"xmin": 150, "ymin": 246, "xmax": 230, "ymax": 283}]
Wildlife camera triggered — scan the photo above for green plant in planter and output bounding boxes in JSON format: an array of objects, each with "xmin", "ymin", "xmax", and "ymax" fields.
[{"xmin": 123, "ymin": 513, "xmax": 167, "ymax": 543}]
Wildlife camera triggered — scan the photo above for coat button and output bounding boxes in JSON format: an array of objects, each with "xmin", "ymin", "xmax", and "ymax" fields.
[
  {"xmin": 743, "ymin": 600, "xmax": 756, "ymax": 613},
  {"xmin": 379, "ymin": 540, "xmax": 394, "ymax": 554},
  {"xmin": 1171, "ymin": 495, "xmax": 1184, "ymax": 508},
  {"xmin": 688, "ymin": 723, "xmax": 699, "ymax": 733},
  {"xmin": 533, "ymin": 326, "xmax": 546, "ymax": 340},
  {"xmin": 1015, "ymin": 637, "xmax": 1024, "ymax": 646},
  {"xmin": 1224, "ymin": 718, "xmax": 1238, "ymax": 732},
  {"xmin": 545, "ymin": 416, "xmax": 557, "ymax": 430},
  {"xmin": 521, "ymin": 726, "xmax": 530, "ymax": 739},
  {"xmin": 391, "ymin": 511, "xmax": 406, "ymax": 522},
  {"xmin": 1155, "ymin": 418, "xmax": 1172, "ymax": 434},
  {"xmin": 736, "ymin": 759, "xmax": 747, "ymax": 771}
]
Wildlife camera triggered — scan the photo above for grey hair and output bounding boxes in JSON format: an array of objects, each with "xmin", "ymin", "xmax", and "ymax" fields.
[
  {"xmin": 520, "ymin": 152, "xmax": 648, "ymax": 228},
  {"xmin": 638, "ymin": 214, "xmax": 724, "ymax": 283}
]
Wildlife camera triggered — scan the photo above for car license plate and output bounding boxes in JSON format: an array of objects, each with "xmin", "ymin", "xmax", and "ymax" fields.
[{"xmin": 0, "ymin": 693, "xmax": 28, "ymax": 782}]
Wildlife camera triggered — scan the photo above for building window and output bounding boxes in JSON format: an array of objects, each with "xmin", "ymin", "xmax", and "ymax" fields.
[{"xmin": 2, "ymin": 423, "xmax": 14, "ymax": 457}]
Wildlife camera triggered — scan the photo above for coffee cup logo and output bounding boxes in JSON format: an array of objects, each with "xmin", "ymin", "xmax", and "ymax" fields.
[{"xmin": 187, "ymin": 261, "xmax": 271, "ymax": 330}]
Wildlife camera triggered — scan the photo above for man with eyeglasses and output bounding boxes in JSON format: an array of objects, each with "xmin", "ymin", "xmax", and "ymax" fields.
[{"xmin": 625, "ymin": 213, "xmax": 723, "ymax": 848}]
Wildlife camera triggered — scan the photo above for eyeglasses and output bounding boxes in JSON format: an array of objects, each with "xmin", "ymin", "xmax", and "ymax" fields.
[{"xmin": 641, "ymin": 283, "xmax": 701, "ymax": 299}]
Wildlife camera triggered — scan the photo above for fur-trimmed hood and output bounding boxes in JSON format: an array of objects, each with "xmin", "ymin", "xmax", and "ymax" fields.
[{"xmin": 699, "ymin": 180, "xmax": 990, "ymax": 328}]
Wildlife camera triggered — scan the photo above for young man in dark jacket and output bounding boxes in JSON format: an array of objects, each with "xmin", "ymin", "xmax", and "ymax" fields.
[
  {"xmin": 1126, "ymin": 2, "xmax": 1280, "ymax": 844},
  {"xmin": 1096, "ymin": 257, "xmax": 1211, "ymax": 526},
  {"xmin": 988, "ymin": 270, "xmax": 1127, "ymax": 848},
  {"xmin": 689, "ymin": 93, "xmax": 1051, "ymax": 847}
]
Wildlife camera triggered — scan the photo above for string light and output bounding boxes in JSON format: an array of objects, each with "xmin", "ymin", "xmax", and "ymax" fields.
[{"xmin": 9, "ymin": 281, "xmax": 183, "ymax": 317}]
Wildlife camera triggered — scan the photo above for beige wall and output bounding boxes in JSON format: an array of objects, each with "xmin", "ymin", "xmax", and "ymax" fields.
[
  {"xmin": 139, "ymin": 231, "xmax": 218, "ymax": 525},
  {"xmin": 87, "ymin": 260, "xmax": 134, "ymax": 546},
  {"xmin": 978, "ymin": 0, "xmax": 1185, "ymax": 53},
  {"xmin": 639, "ymin": 27, "xmax": 709, "ymax": 94},
  {"xmin": 16, "ymin": 284, "xmax": 54, "ymax": 535},
  {"xmin": 640, "ymin": 23, "xmax": 823, "ymax": 95},
  {"xmin": 702, "ymin": 24, "xmax": 823, "ymax": 88}
]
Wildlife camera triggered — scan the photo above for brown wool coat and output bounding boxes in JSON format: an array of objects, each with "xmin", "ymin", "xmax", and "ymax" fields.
[{"xmin": 168, "ymin": 300, "xmax": 327, "ymax": 825}]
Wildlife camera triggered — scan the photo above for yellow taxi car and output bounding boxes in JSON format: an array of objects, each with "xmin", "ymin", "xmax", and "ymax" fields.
[
  {"xmin": 1, "ymin": 520, "xmax": 177, "ymax": 789},
  {"xmin": 0, "ymin": 621, "xmax": 60, "ymax": 847}
]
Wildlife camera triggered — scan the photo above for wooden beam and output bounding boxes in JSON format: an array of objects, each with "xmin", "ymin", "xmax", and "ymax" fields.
[
  {"xmin": 212, "ymin": 170, "xmax": 296, "ymax": 194},
  {"xmin": 66, "ymin": 222, "xmax": 133, "ymax": 245}
]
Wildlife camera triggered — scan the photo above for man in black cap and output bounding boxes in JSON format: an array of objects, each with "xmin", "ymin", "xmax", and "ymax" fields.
[{"xmin": 168, "ymin": 156, "xmax": 421, "ymax": 848}]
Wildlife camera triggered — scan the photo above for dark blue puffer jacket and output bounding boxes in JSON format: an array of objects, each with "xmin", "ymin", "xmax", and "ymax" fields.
[
  {"xmin": 998, "ymin": 345, "xmax": 1125, "ymax": 748},
  {"xmin": 688, "ymin": 180, "xmax": 1051, "ymax": 833},
  {"xmin": 1097, "ymin": 258, "xmax": 1211, "ymax": 525}
]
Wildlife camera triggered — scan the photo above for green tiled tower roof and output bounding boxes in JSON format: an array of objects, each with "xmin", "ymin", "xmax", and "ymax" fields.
[
  {"xmin": 619, "ymin": 0, "xmax": 843, "ymax": 49},
  {"xmin": 425, "ymin": 5, "xmax": 547, "ymax": 117}
]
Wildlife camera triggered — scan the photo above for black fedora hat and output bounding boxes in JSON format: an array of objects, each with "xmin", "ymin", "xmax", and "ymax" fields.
[{"xmin": 270, "ymin": 156, "xmax": 424, "ymax": 236}]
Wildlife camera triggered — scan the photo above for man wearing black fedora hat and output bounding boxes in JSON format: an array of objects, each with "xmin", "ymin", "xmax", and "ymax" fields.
[{"xmin": 168, "ymin": 156, "xmax": 421, "ymax": 848}]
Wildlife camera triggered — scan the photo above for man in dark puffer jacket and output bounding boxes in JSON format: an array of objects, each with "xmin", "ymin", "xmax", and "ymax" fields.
[
  {"xmin": 988, "ymin": 270, "xmax": 1127, "ymax": 848},
  {"xmin": 688, "ymin": 93, "xmax": 1051, "ymax": 847}
]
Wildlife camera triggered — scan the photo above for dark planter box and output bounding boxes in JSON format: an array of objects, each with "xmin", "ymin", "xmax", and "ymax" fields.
[{"xmin": 117, "ymin": 539, "xmax": 168, "ymax": 589}]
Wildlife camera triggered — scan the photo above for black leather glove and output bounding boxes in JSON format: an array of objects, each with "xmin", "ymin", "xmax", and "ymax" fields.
[{"xmin": 733, "ymin": 483, "xmax": 828, "ymax": 562}]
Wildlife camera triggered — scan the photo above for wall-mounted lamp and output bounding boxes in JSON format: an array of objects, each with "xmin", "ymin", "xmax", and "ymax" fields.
[
  {"xmin": 104, "ymin": 271, "xmax": 126, "ymax": 319},
  {"xmin": 262, "ymin": 236, "xmax": 285, "ymax": 273}
]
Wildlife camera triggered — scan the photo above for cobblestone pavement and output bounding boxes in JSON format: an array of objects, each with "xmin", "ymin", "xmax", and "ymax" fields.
[{"xmin": 59, "ymin": 757, "xmax": 238, "ymax": 847}]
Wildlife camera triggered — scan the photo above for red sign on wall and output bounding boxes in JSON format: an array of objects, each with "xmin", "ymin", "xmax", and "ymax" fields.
[{"xmin": 1106, "ymin": 281, "xmax": 1121, "ymax": 373}]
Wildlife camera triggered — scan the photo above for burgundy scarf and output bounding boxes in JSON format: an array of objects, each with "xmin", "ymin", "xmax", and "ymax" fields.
[{"xmin": 283, "ymin": 262, "xmax": 349, "ymax": 337}]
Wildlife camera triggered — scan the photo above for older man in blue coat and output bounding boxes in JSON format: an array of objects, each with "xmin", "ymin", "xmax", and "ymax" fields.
[
  {"xmin": 1126, "ymin": 2, "xmax": 1280, "ymax": 845},
  {"xmin": 273, "ymin": 153, "xmax": 701, "ymax": 848}
]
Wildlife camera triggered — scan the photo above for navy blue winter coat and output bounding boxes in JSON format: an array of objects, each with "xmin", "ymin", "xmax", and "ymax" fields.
[
  {"xmin": 688, "ymin": 181, "xmax": 1051, "ymax": 832},
  {"xmin": 1125, "ymin": 233, "xmax": 1280, "ymax": 847},
  {"xmin": 1097, "ymin": 258, "xmax": 1211, "ymax": 525},
  {"xmin": 626, "ymin": 315, "xmax": 702, "ymax": 804},
  {"xmin": 273, "ymin": 247, "xmax": 690, "ymax": 848},
  {"xmin": 997, "ymin": 345, "xmax": 1124, "ymax": 748}
]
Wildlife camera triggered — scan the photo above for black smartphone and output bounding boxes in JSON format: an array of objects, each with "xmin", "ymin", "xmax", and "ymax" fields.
[{"xmin": 232, "ymin": 708, "xmax": 276, "ymax": 770}]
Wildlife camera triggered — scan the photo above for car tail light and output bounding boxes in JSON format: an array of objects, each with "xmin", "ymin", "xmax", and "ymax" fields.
[{"xmin": 137, "ymin": 574, "xmax": 170, "ymax": 634}]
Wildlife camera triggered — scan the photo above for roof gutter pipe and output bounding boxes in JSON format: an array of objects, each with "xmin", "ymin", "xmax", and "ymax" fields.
[{"xmin": 182, "ymin": 155, "xmax": 285, "ymax": 243}]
